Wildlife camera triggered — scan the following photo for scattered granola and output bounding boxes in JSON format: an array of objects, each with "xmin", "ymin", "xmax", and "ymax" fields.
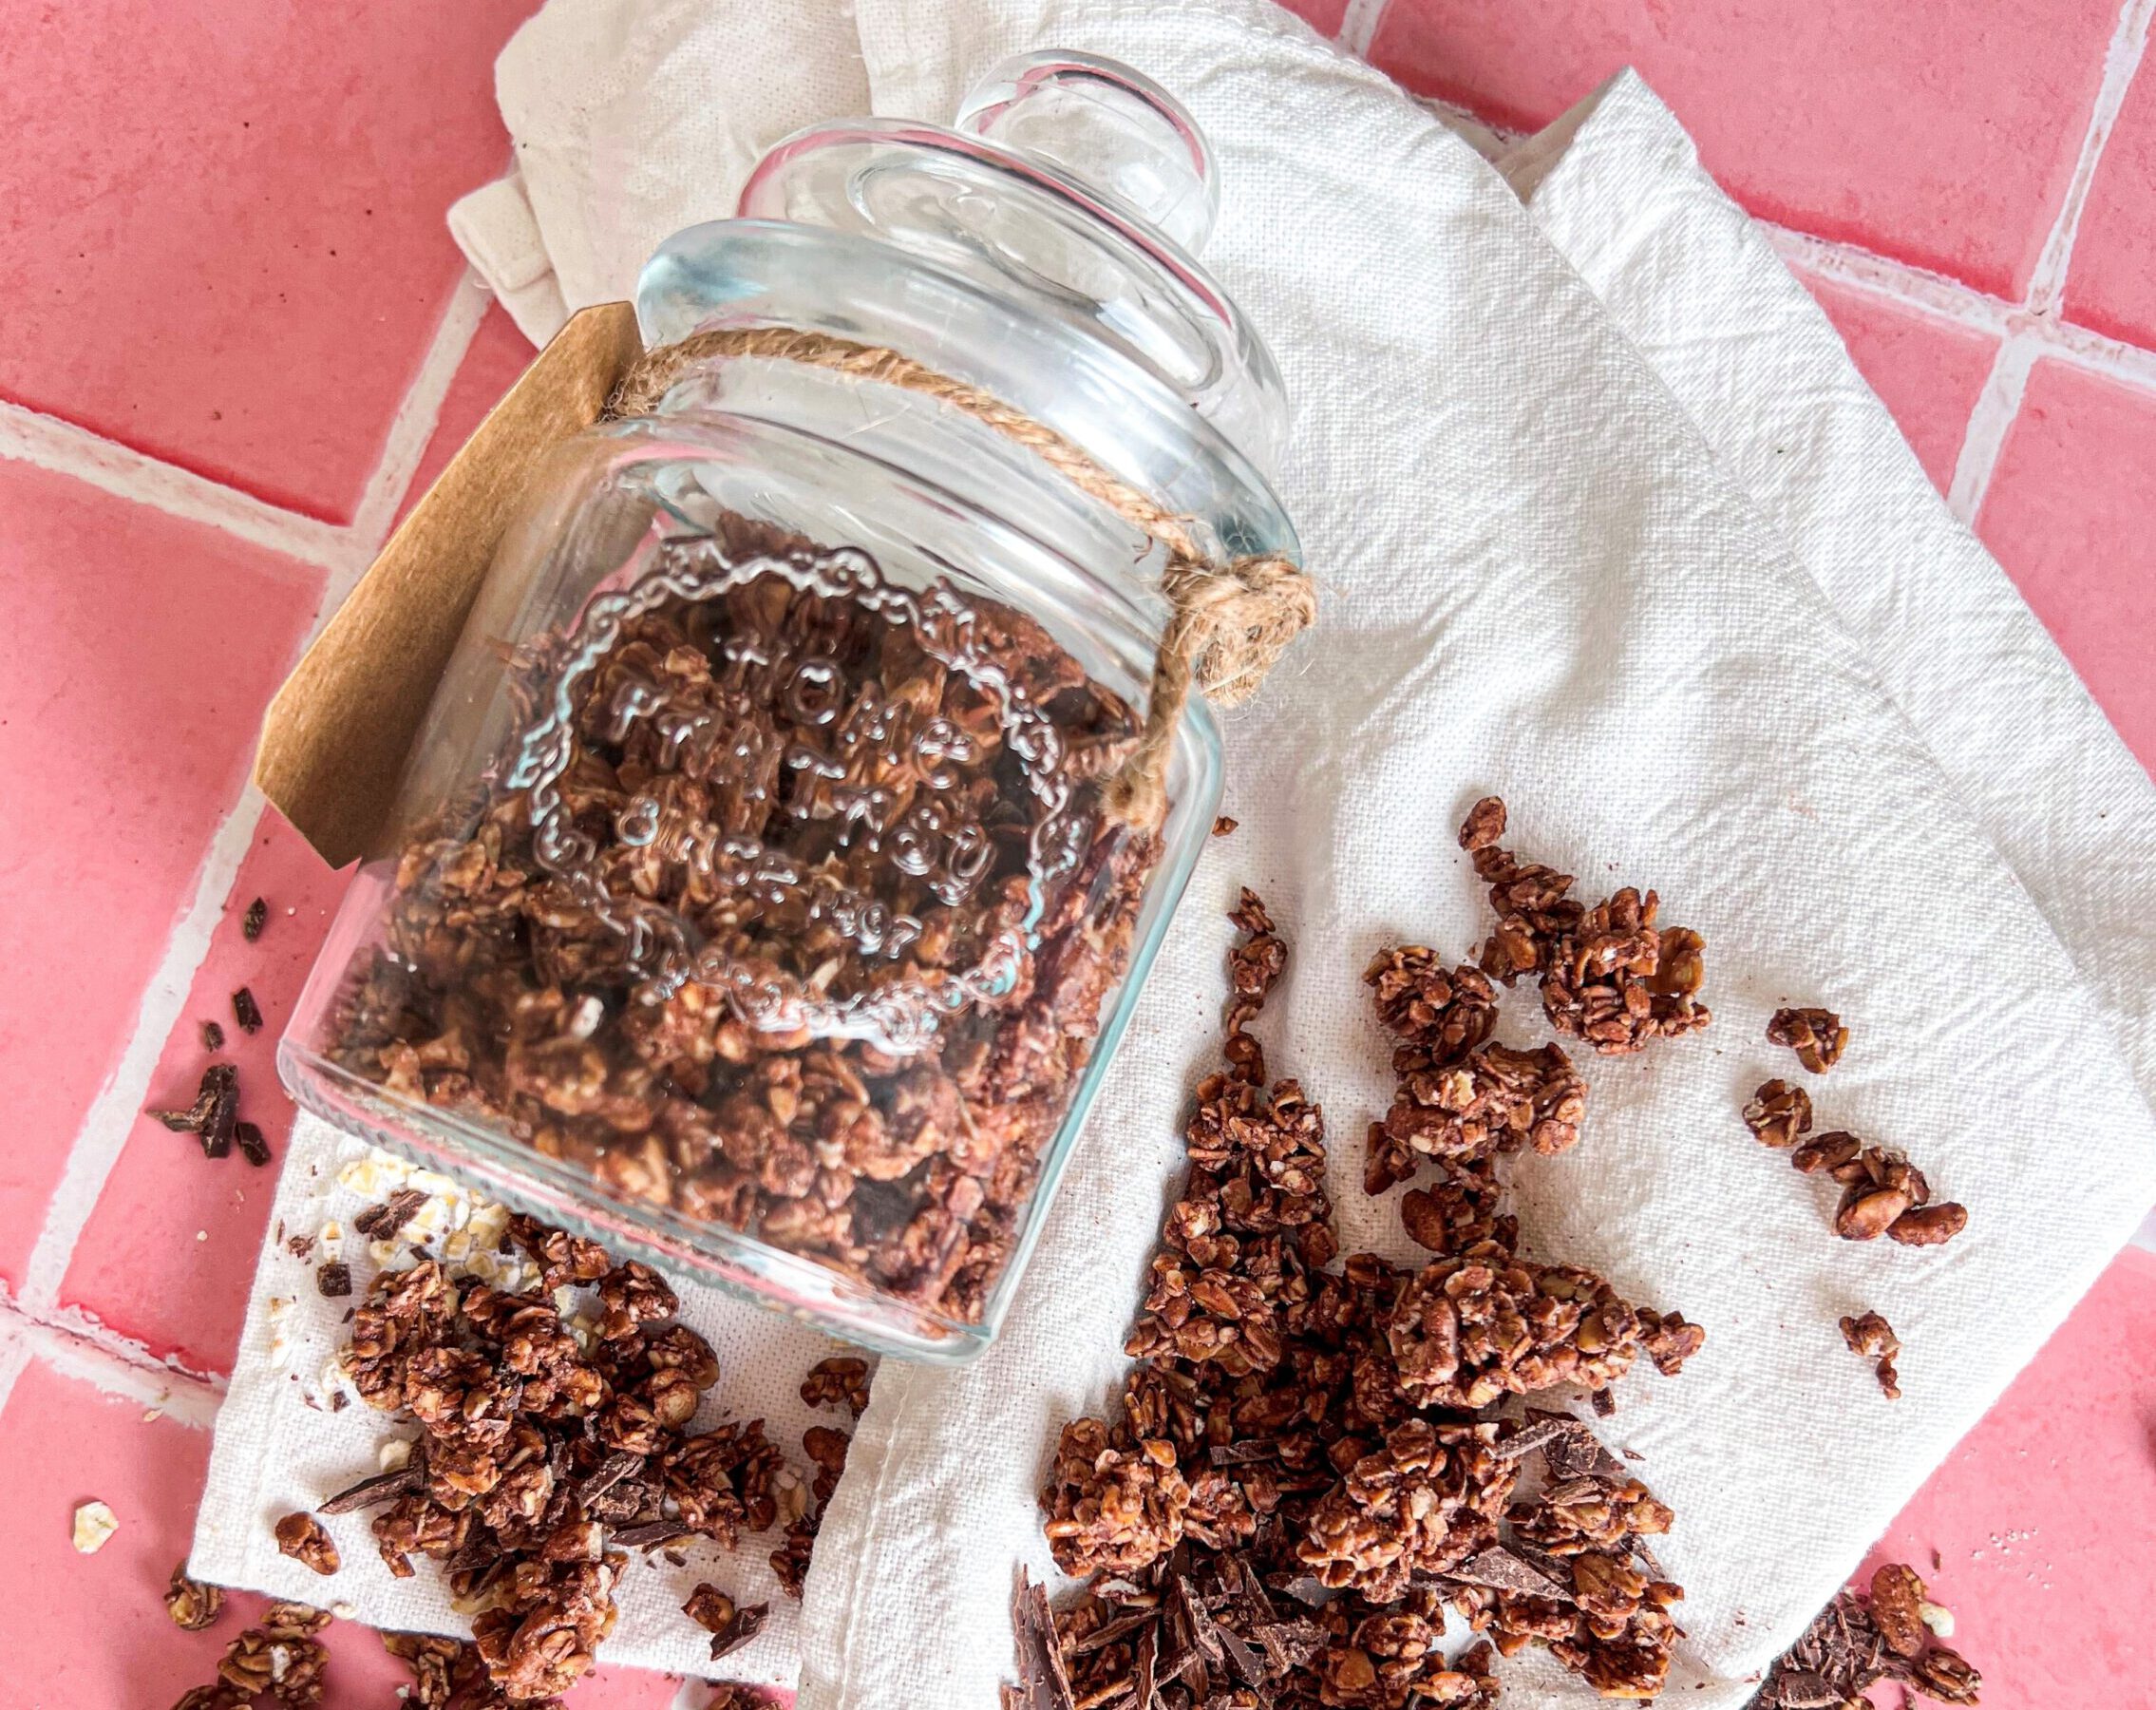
[
  {"xmin": 351, "ymin": 1188, "xmax": 427, "ymax": 1242},
  {"xmin": 1461, "ymin": 797, "xmax": 1712, "ymax": 1055},
  {"xmin": 1758, "ymin": 1564, "xmax": 1981, "ymax": 1707},
  {"xmin": 274, "ymin": 1510, "xmax": 341, "ymax": 1575},
  {"xmin": 800, "ymin": 1354, "xmax": 872, "ymax": 1417},
  {"xmin": 1030, "ymin": 896, "xmax": 1696, "ymax": 1707},
  {"xmin": 323, "ymin": 541, "xmax": 1159, "ymax": 1325},
  {"xmin": 1766, "ymin": 1007, "xmax": 1848, "ymax": 1074},
  {"xmin": 1741, "ymin": 1079, "xmax": 1811, "ymax": 1149},
  {"xmin": 321, "ymin": 1200, "xmax": 812, "ymax": 1700},
  {"xmin": 165, "ymin": 1562, "xmax": 226, "ymax": 1630},
  {"xmin": 71, "ymin": 1498, "xmax": 118, "ymax": 1553},
  {"xmin": 1787, "ymin": 1131, "xmax": 1968, "ymax": 1248},
  {"xmin": 683, "ymin": 1583, "xmax": 771, "ymax": 1662},
  {"xmin": 234, "ymin": 986, "xmax": 265, "ymax": 1035},
  {"xmin": 243, "ymin": 896, "xmax": 269, "ymax": 941},
  {"xmin": 1213, "ymin": 815, "xmax": 1239, "ymax": 836},
  {"xmin": 199, "ymin": 1601, "xmax": 331, "ymax": 1709},
  {"xmin": 1840, "ymin": 1311, "xmax": 1903, "ymax": 1400}
]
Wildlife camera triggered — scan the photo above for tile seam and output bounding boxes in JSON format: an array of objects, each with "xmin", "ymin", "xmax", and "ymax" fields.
[
  {"xmin": 345, "ymin": 268, "xmax": 495, "ymax": 559},
  {"xmin": 17, "ymin": 790, "xmax": 272, "ymax": 1310},
  {"xmin": 1336, "ymin": 0, "xmax": 1392, "ymax": 56},
  {"xmin": 1945, "ymin": 334, "xmax": 2041, "ymax": 527},
  {"xmin": 0, "ymin": 401, "xmax": 349, "ymax": 575},
  {"xmin": 2027, "ymin": 0, "xmax": 2156, "ymax": 316},
  {"xmin": 0, "ymin": 1293, "xmax": 225, "ymax": 1428}
]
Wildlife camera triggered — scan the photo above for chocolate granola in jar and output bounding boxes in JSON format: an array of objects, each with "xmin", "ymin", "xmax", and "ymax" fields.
[{"xmin": 280, "ymin": 51, "xmax": 1309, "ymax": 1358}]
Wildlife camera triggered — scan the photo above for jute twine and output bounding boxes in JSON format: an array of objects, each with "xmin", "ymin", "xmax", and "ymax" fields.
[{"xmin": 607, "ymin": 326, "xmax": 1315, "ymax": 826}]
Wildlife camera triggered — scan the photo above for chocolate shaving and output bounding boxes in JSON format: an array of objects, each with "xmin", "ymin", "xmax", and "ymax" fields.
[
  {"xmin": 352, "ymin": 1188, "xmax": 427, "ymax": 1240},
  {"xmin": 1206, "ymin": 1440, "xmax": 1278, "ymax": 1467},
  {"xmin": 710, "ymin": 1601, "xmax": 769, "ymax": 1662},
  {"xmin": 315, "ymin": 1262, "xmax": 352, "ymax": 1298},
  {"xmin": 201, "ymin": 1019, "xmax": 225, "ymax": 1053},
  {"xmin": 233, "ymin": 986, "xmax": 264, "ymax": 1035},
  {"xmin": 242, "ymin": 897, "xmax": 268, "ymax": 941},
  {"xmin": 317, "ymin": 1464, "xmax": 423, "ymax": 1514},
  {"xmin": 576, "ymin": 1451, "xmax": 646, "ymax": 1505},
  {"xmin": 235, "ymin": 1120, "xmax": 272, "ymax": 1167},
  {"xmin": 609, "ymin": 1520, "xmax": 690, "ymax": 1549},
  {"xmin": 1451, "ymin": 1544, "xmax": 1571, "ymax": 1600}
]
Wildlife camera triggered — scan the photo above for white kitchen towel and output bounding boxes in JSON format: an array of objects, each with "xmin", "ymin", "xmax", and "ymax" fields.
[
  {"xmin": 380, "ymin": 3, "xmax": 2156, "ymax": 1706},
  {"xmin": 189, "ymin": 1114, "xmax": 853, "ymax": 1684}
]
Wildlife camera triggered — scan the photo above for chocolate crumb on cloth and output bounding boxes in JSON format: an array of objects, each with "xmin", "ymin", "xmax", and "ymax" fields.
[
  {"xmin": 1757, "ymin": 1563, "xmax": 1980, "ymax": 1707},
  {"xmin": 1024, "ymin": 892, "xmax": 1698, "ymax": 1707}
]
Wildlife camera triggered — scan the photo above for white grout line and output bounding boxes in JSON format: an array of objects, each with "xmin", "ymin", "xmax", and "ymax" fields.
[
  {"xmin": 1764, "ymin": 227, "xmax": 2016, "ymax": 337},
  {"xmin": 2027, "ymin": 0, "xmax": 2156, "ymax": 317},
  {"xmin": 345, "ymin": 268, "xmax": 495, "ymax": 559},
  {"xmin": 0, "ymin": 1298, "xmax": 224, "ymax": 1427},
  {"xmin": 17, "ymin": 789, "xmax": 272, "ymax": 1311},
  {"xmin": 0, "ymin": 400, "xmax": 350, "ymax": 575},
  {"xmin": 1945, "ymin": 334, "xmax": 2041, "ymax": 526},
  {"xmin": 0, "ymin": 1330, "xmax": 30, "ymax": 1423},
  {"xmin": 1335, "ymin": 0, "xmax": 1392, "ymax": 57}
]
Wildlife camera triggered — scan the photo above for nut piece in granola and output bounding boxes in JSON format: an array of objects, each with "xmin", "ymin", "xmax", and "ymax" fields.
[
  {"xmin": 274, "ymin": 1510, "xmax": 341, "ymax": 1575},
  {"xmin": 1840, "ymin": 1311, "xmax": 1902, "ymax": 1400},
  {"xmin": 166, "ymin": 1562, "xmax": 226, "ymax": 1630},
  {"xmin": 1742, "ymin": 1079, "xmax": 1812, "ymax": 1149},
  {"xmin": 1868, "ymin": 1562, "xmax": 1930, "ymax": 1658},
  {"xmin": 1889, "ymin": 1202, "xmax": 1970, "ymax": 1247},
  {"xmin": 1767, "ymin": 1005, "xmax": 1848, "ymax": 1073}
]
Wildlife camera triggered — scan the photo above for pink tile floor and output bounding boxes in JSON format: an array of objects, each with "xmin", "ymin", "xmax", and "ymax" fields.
[{"xmin": 2, "ymin": 2, "xmax": 2153, "ymax": 1704}]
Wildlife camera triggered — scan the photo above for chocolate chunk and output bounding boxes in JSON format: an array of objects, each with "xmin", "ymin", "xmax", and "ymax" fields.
[
  {"xmin": 315, "ymin": 1262, "xmax": 351, "ymax": 1298},
  {"xmin": 352, "ymin": 1188, "xmax": 427, "ymax": 1240},
  {"xmin": 317, "ymin": 1464, "xmax": 423, "ymax": 1514},
  {"xmin": 242, "ymin": 897, "xmax": 268, "ymax": 941},
  {"xmin": 235, "ymin": 1121, "xmax": 272, "ymax": 1167},
  {"xmin": 232, "ymin": 986, "xmax": 264, "ymax": 1035},
  {"xmin": 201, "ymin": 1019, "xmax": 225, "ymax": 1053}
]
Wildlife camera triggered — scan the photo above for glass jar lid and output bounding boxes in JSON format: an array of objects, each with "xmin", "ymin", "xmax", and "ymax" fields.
[{"xmin": 635, "ymin": 50, "xmax": 1298, "ymax": 571}]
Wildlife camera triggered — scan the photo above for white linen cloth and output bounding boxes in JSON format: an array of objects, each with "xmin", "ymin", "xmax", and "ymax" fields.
[{"xmin": 198, "ymin": 1, "xmax": 2156, "ymax": 1702}]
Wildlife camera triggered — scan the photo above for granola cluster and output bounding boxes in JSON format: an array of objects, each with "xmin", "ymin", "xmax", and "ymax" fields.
[
  {"xmin": 1025, "ymin": 896, "xmax": 1699, "ymax": 1709},
  {"xmin": 1758, "ymin": 1562, "xmax": 1981, "ymax": 1707},
  {"xmin": 1460, "ymin": 798, "xmax": 1710, "ymax": 1055},
  {"xmin": 328, "ymin": 522, "xmax": 1156, "ymax": 1323},
  {"xmin": 171, "ymin": 1601, "xmax": 331, "ymax": 1709},
  {"xmin": 313, "ymin": 1209, "xmax": 797, "ymax": 1701},
  {"xmin": 1840, "ymin": 1311, "xmax": 1902, "ymax": 1400},
  {"xmin": 1744, "ymin": 1081, "xmax": 1970, "ymax": 1251}
]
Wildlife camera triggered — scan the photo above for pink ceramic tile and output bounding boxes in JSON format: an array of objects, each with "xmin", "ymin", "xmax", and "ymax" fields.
[
  {"xmin": 1278, "ymin": 0, "xmax": 1350, "ymax": 38},
  {"xmin": 0, "ymin": 466, "xmax": 319, "ymax": 1291},
  {"xmin": 1798, "ymin": 273, "xmax": 1997, "ymax": 493},
  {"xmin": 0, "ymin": 1357, "xmax": 688, "ymax": 1705},
  {"xmin": 1867, "ymin": 1244, "xmax": 2156, "ymax": 1705},
  {"xmin": 59, "ymin": 813, "xmax": 347, "ymax": 1375},
  {"xmin": 1975, "ymin": 359, "xmax": 2156, "ymax": 775},
  {"xmin": 2061, "ymin": 62, "xmax": 2156, "ymax": 348},
  {"xmin": 389, "ymin": 302, "xmax": 538, "ymax": 531},
  {"xmin": 0, "ymin": 0, "xmax": 537, "ymax": 522},
  {"xmin": 1369, "ymin": 0, "xmax": 2118, "ymax": 298}
]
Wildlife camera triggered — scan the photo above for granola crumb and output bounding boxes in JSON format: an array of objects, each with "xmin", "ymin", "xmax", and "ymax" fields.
[
  {"xmin": 1841, "ymin": 1311, "xmax": 1903, "ymax": 1399},
  {"xmin": 1767, "ymin": 1005, "xmax": 1848, "ymax": 1073},
  {"xmin": 274, "ymin": 1510, "xmax": 341, "ymax": 1575},
  {"xmin": 1211, "ymin": 814, "xmax": 1238, "ymax": 836},
  {"xmin": 71, "ymin": 1499, "xmax": 118, "ymax": 1553}
]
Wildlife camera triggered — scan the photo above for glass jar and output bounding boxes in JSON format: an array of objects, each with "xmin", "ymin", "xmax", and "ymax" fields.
[{"xmin": 280, "ymin": 50, "xmax": 1302, "ymax": 1360}]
